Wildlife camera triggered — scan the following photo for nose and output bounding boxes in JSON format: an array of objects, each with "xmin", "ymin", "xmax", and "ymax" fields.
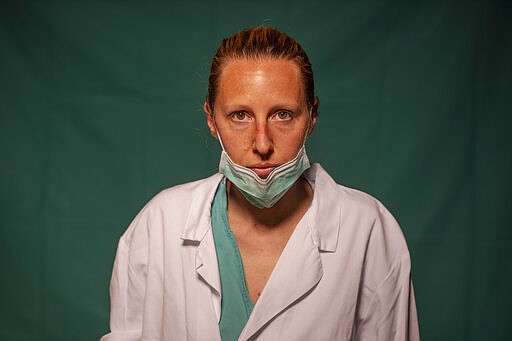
[{"xmin": 253, "ymin": 121, "xmax": 273, "ymax": 159}]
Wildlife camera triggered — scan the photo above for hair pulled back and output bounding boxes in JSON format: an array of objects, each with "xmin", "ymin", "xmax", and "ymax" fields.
[{"xmin": 207, "ymin": 27, "xmax": 319, "ymax": 115}]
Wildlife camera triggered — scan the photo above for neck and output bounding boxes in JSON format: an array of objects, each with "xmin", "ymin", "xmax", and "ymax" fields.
[{"xmin": 226, "ymin": 178, "xmax": 313, "ymax": 228}]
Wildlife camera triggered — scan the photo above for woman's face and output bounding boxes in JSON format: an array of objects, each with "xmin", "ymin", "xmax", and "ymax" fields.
[{"xmin": 205, "ymin": 58, "xmax": 316, "ymax": 179}]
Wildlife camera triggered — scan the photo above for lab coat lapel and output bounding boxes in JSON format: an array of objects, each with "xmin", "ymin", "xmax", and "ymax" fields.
[
  {"xmin": 240, "ymin": 215, "xmax": 323, "ymax": 340},
  {"xmin": 195, "ymin": 231, "xmax": 221, "ymax": 295},
  {"xmin": 181, "ymin": 174, "xmax": 224, "ymax": 298}
]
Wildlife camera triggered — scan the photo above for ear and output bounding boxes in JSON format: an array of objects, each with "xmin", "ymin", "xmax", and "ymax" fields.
[
  {"xmin": 307, "ymin": 114, "xmax": 317, "ymax": 137},
  {"xmin": 204, "ymin": 100, "xmax": 218, "ymax": 139},
  {"xmin": 307, "ymin": 96, "xmax": 320, "ymax": 136}
]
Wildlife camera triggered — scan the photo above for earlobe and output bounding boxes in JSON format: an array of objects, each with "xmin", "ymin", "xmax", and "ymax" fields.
[{"xmin": 204, "ymin": 100, "xmax": 218, "ymax": 139}]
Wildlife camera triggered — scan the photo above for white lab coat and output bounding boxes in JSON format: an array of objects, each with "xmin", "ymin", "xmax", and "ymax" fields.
[{"xmin": 101, "ymin": 164, "xmax": 419, "ymax": 341}]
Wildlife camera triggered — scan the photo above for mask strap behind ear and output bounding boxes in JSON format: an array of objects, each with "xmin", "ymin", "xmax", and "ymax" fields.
[
  {"xmin": 217, "ymin": 131, "xmax": 227, "ymax": 151},
  {"xmin": 211, "ymin": 113, "xmax": 227, "ymax": 151},
  {"xmin": 208, "ymin": 108, "xmax": 226, "ymax": 151}
]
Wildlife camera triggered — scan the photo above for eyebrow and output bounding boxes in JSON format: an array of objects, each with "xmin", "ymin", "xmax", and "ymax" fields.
[{"xmin": 221, "ymin": 101, "xmax": 303, "ymax": 113}]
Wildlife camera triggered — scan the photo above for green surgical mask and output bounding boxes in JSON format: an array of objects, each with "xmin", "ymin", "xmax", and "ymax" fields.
[{"xmin": 218, "ymin": 145, "xmax": 310, "ymax": 209}]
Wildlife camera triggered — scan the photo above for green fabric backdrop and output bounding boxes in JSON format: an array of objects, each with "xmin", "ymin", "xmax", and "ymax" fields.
[{"xmin": 1, "ymin": 1, "xmax": 511, "ymax": 340}]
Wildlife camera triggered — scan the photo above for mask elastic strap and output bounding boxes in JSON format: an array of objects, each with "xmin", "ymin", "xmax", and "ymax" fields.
[{"xmin": 211, "ymin": 113, "xmax": 227, "ymax": 151}]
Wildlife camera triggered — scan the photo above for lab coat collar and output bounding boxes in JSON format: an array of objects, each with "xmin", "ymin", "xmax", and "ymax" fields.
[{"xmin": 302, "ymin": 163, "xmax": 341, "ymax": 252}]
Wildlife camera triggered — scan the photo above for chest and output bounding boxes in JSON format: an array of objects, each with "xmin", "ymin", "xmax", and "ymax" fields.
[
  {"xmin": 165, "ymin": 245, "xmax": 361, "ymax": 340},
  {"xmin": 231, "ymin": 224, "xmax": 294, "ymax": 304}
]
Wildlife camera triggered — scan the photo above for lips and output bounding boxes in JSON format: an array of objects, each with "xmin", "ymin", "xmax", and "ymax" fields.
[{"xmin": 249, "ymin": 165, "xmax": 277, "ymax": 179}]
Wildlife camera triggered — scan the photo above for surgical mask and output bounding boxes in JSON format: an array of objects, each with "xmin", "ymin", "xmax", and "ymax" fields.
[
  {"xmin": 215, "ymin": 117, "xmax": 311, "ymax": 209},
  {"xmin": 218, "ymin": 145, "xmax": 310, "ymax": 208}
]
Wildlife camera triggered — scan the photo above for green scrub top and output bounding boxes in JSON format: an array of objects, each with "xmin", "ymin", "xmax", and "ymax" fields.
[{"xmin": 211, "ymin": 179, "xmax": 254, "ymax": 341}]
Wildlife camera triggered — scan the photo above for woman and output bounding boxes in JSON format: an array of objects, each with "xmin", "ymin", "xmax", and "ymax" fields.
[{"xmin": 101, "ymin": 27, "xmax": 419, "ymax": 340}]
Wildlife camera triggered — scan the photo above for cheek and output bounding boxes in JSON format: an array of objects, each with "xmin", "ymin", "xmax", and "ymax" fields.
[
  {"xmin": 272, "ymin": 122, "xmax": 308, "ymax": 145},
  {"xmin": 272, "ymin": 129, "xmax": 307, "ymax": 158},
  {"xmin": 220, "ymin": 130, "xmax": 253, "ymax": 155}
]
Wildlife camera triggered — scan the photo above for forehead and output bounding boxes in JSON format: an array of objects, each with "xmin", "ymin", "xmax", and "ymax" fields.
[
  {"xmin": 216, "ymin": 58, "xmax": 305, "ymax": 106},
  {"xmin": 219, "ymin": 57, "xmax": 301, "ymax": 82}
]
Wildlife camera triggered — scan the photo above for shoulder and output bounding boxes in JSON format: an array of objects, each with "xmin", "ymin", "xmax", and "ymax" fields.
[
  {"xmin": 135, "ymin": 173, "xmax": 223, "ymax": 218},
  {"xmin": 314, "ymin": 166, "xmax": 412, "ymax": 290},
  {"xmin": 149, "ymin": 173, "xmax": 222, "ymax": 207},
  {"xmin": 311, "ymin": 164, "xmax": 409, "ymax": 259},
  {"xmin": 338, "ymin": 184, "xmax": 400, "ymax": 235},
  {"xmin": 309, "ymin": 163, "xmax": 397, "ymax": 226},
  {"xmin": 120, "ymin": 173, "xmax": 223, "ymax": 244},
  {"xmin": 339, "ymin": 184, "xmax": 384, "ymax": 215},
  {"xmin": 340, "ymin": 183, "xmax": 406, "ymax": 250}
]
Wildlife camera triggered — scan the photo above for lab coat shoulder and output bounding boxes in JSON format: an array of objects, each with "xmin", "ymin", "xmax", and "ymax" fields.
[
  {"xmin": 338, "ymin": 183, "xmax": 410, "ymax": 264},
  {"xmin": 119, "ymin": 173, "xmax": 224, "ymax": 253}
]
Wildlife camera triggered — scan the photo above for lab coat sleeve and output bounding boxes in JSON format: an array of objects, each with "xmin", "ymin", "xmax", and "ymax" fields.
[
  {"xmin": 354, "ymin": 202, "xmax": 420, "ymax": 341},
  {"xmin": 100, "ymin": 212, "xmax": 149, "ymax": 341},
  {"xmin": 355, "ymin": 255, "xmax": 420, "ymax": 341}
]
